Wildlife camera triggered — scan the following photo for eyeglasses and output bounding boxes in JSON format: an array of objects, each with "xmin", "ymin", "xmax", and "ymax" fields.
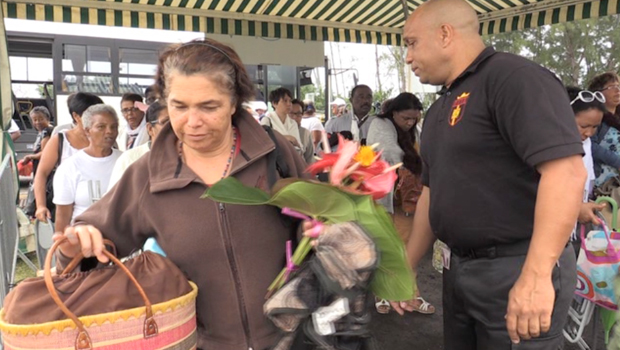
[
  {"xmin": 600, "ymin": 84, "xmax": 620, "ymax": 92},
  {"xmin": 570, "ymin": 90, "xmax": 606, "ymax": 105},
  {"xmin": 290, "ymin": 112, "xmax": 303, "ymax": 116},
  {"xmin": 121, "ymin": 107, "xmax": 140, "ymax": 115}
]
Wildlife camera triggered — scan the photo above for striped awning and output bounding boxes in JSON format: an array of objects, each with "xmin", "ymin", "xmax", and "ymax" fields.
[{"xmin": 2, "ymin": 0, "xmax": 619, "ymax": 45}]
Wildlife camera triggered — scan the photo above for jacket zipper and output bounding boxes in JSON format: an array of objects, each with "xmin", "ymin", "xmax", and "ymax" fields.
[{"xmin": 218, "ymin": 202, "xmax": 253, "ymax": 350}]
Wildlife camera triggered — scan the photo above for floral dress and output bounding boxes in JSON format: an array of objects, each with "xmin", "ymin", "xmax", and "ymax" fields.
[{"xmin": 596, "ymin": 126, "xmax": 620, "ymax": 187}]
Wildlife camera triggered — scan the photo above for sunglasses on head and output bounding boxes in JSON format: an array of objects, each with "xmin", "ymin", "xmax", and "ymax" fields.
[{"xmin": 570, "ymin": 90, "xmax": 606, "ymax": 105}]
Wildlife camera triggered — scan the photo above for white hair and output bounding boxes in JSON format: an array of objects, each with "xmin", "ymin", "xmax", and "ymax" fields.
[{"xmin": 81, "ymin": 104, "xmax": 119, "ymax": 129}]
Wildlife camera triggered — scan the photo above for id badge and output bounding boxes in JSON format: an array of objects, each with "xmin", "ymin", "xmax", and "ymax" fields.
[{"xmin": 440, "ymin": 245, "xmax": 451, "ymax": 270}]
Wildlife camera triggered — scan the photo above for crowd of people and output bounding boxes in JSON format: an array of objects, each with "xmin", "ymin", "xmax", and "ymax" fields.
[{"xmin": 9, "ymin": 0, "xmax": 620, "ymax": 349}]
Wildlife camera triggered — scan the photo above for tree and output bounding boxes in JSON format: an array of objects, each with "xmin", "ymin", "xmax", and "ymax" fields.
[{"xmin": 482, "ymin": 14, "xmax": 620, "ymax": 87}]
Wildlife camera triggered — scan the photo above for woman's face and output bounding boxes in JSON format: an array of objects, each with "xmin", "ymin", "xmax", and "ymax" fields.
[
  {"xmin": 575, "ymin": 108, "xmax": 604, "ymax": 141},
  {"xmin": 273, "ymin": 95, "xmax": 292, "ymax": 117},
  {"xmin": 85, "ymin": 113, "xmax": 119, "ymax": 149},
  {"xmin": 167, "ymin": 73, "xmax": 236, "ymax": 154},
  {"xmin": 601, "ymin": 80, "xmax": 620, "ymax": 109},
  {"xmin": 393, "ymin": 109, "xmax": 421, "ymax": 132},
  {"xmin": 31, "ymin": 112, "xmax": 49, "ymax": 131}
]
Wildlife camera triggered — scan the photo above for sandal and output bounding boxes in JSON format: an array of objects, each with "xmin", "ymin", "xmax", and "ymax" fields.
[
  {"xmin": 375, "ymin": 298, "xmax": 391, "ymax": 314},
  {"xmin": 410, "ymin": 297, "xmax": 435, "ymax": 315}
]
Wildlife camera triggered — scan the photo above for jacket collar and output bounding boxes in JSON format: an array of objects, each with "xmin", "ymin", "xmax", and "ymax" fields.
[{"xmin": 149, "ymin": 112, "xmax": 275, "ymax": 193}]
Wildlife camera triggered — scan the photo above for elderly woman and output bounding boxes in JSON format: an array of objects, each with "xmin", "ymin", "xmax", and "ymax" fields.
[
  {"xmin": 52, "ymin": 104, "xmax": 121, "ymax": 232},
  {"xmin": 22, "ymin": 106, "xmax": 54, "ymax": 175},
  {"xmin": 588, "ymin": 72, "xmax": 620, "ymax": 186},
  {"xmin": 54, "ymin": 39, "xmax": 309, "ymax": 350},
  {"xmin": 34, "ymin": 92, "xmax": 103, "ymax": 223},
  {"xmin": 367, "ymin": 92, "xmax": 434, "ymax": 315}
]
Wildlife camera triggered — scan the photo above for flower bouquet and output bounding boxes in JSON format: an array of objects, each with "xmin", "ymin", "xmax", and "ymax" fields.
[{"xmin": 203, "ymin": 134, "xmax": 415, "ymax": 301}]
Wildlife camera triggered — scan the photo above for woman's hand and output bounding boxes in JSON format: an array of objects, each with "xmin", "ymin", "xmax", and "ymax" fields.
[
  {"xmin": 22, "ymin": 155, "xmax": 33, "ymax": 163},
  {"xmin": 302, "ymin": 220, "xmax": 324, "ymax": 241},
  {"xmin": 578, "ymin": 202, "xmax": 606, "ymax": 224},
  {"xmin": 52, "ymin": 225, "xmax": 109, "ymax": 263},
  {"xmin": 284, "ymin": 135, "xmax": 301, "ymax": 148},
  {"xmin": 35, "ymin": 206, "xmax": 52, "ymax": 222}
]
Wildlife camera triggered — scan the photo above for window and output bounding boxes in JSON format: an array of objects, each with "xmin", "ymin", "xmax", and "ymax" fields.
[
  {"xmin": 62, "ymin": 45, "xmax": 111, "ymax": 74},
  {"xmin": 119, "ymin": 48, "xmax": 158, "ymax": 94}
]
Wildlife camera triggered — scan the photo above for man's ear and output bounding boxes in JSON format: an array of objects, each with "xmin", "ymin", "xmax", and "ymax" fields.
[{"xmin": 439, "ymin": 24, "xmax": 455, "ymax": 48}]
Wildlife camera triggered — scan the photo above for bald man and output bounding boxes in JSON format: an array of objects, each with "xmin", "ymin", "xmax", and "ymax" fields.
[{"xmin": 393, "ymin": 0, "xmax": 586, "ymax": 349}]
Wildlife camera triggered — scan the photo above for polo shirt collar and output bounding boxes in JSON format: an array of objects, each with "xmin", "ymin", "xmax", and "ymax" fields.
[{"xmin": 438, "ymin": 46, "xmax": 497, "ymax": 95}]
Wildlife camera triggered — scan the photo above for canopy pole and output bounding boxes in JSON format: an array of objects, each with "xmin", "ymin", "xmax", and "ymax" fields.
[{"xmin": 400, "ymin": 0, "xmax": 410, "ymax": 19}]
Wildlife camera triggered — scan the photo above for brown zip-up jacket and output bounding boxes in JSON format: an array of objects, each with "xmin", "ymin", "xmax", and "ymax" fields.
[{"xmin": 72, "ymin": 112, "xmax": 308, "ymax": 350}]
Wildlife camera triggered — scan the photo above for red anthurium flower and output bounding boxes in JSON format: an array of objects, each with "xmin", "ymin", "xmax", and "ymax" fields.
[{"xmin": 359, "ymin": 169, "xmax": 399, "ymax": 200}]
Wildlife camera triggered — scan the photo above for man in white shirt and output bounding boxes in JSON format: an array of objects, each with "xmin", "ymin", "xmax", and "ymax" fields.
[
  {"xmin": 325, "ymin": 84, "xmax": 375, "ymax": 145},
  {"xmin": 117, "ymin": 93, "xmax": 149, "ymax": 151},
  {"xmin": 301, "ymin": 102, "xmax": 325, "ymax": 149},
  {"xmin": 108, "ymin": 101, "xmax": 169, "ymax": 191}
]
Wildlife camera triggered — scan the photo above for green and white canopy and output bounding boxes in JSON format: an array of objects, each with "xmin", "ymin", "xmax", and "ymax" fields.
[{"xmin": 2, "ymin": 0, "xmax": 619, "ymax": 45}]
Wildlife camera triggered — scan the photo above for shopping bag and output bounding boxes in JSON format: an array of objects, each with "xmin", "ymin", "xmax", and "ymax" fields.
[
  {"xmin": 576, "ymin": 197, "xmax": 620, "ymax": 310},
  {"xmin": 0, "ymin": 237, "xmax": 198, "ymax": 350}
]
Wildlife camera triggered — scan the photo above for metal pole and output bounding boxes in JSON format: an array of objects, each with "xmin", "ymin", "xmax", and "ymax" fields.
[{"xmin": 324, "ymin": 55, "xmax": 329, "ymax": 122}]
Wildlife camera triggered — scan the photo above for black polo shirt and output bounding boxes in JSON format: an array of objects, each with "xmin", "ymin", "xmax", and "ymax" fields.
[{"xmin": 420, "ymin": 47, "xmax": 583, "ymax": 250}]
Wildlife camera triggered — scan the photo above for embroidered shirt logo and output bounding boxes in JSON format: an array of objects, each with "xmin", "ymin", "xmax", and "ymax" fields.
[{"xmin": 449, "ymin": 92, "xmax": 470, "ymax": 126}]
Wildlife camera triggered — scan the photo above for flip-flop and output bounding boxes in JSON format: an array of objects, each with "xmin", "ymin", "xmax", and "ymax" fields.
[
  {"xmin": 410, "ymin": 297, "xmax": 435, "ymax": 315},
  {"xmin": 375, "ymin": 298, "xmax": 391, "ymax": 314}
]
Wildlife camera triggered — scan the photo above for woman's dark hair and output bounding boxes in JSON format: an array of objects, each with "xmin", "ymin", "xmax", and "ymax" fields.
[
  {"xmin": 145, "ymin": 101, "xmax": 167, "ymax": 124},
  {"xmin": 377, "ymin": 92, "xmax": 423, "ymax": 175},
  {"xmin": 67, "ymin": 92, "xmax": 104, "ymax": 123},
  {"xmin": 121, "ymin": 92, "xmax": 143, "ymax": 104},
  {"xmin": 30, "ymin": 106, "xmax": 51, "ymax": 120},
  {"xmin": 588, "ymin": 72, "xmax": 619, "ymax": 92},
  {"xmin": 269, "ymin": 88, "xmax": 293, "ymax": 105},
  {"xmin": 291, "ymin": 99, "xmax": 305, "ymax": 111},
  {"xmin": 155, "ymin": 38, "xmax": 255, "ymax": 121},
  {"xmin": 566, "ymin": 86, "xmax": 607, "ymax": 116}
]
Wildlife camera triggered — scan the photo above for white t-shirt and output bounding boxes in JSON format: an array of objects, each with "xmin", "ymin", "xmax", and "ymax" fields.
[
  {"xmin": 301, "ymin": 116, "xmax": 325, "ymax": 133},
  {"xmin": 107, "ymin": 142, "xmax": 150, "ymax": 192},
  {"xmin": 582, "ymin": 137, "xmax": 595, "ymax": 201},
  {"xmin": 59, "ymin": 130, "xmax": 80, "ymax": 162},
  {"xmin": 53, "ymin": 149, "xmax": 122, "ymax": 223},
  {"xmin": 8, "ymin": 119, "xmax": 19, "ymax": 133}
]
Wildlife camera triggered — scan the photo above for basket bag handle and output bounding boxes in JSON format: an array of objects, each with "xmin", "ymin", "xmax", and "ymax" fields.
[
  {"xmin": 44, "ymin": 238, "xmax": 159, "ymax": 350},
  {"xmin": 596, "ymin": 196, "xmax": 618, "ymax": 230}
]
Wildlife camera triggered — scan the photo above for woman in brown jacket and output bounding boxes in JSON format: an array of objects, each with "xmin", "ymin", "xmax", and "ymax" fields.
[{"xmin": 54, "ymin": 39, "xmax": 309, "ymax": 350}]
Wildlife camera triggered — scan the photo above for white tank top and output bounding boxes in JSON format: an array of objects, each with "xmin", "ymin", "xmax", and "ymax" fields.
[{"xmin": 59, "ymin": 130, "xmax": 80, "ymax": 163}]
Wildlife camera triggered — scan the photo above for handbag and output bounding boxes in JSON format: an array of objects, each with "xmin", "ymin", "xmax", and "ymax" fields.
[
  {"xmin": 0, "ymin": 238, "xmax": 198, "ymax": 350},
  {"xmin": 576, "ymin": 196, "xmax": 620, "ymax": 310}
]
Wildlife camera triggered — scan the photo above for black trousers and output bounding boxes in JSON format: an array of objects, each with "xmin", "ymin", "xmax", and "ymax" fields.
[{"xmin": 443, "ymin": 245, "xmax": 576, "ymax": 350}]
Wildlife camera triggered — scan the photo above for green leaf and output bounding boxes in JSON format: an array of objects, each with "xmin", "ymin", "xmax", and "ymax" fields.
[
  {"xmin": 202, "ymin": 177, "xmax": 271, "ymax": 204},
  {"xmin": 203, "ymin": 177, "xmax": 415, "ymax": 301},
  {"xmin": 269, "ymin": 181, "xmax": 358, "ymax": 223},
  {"xmin": 353, "ymin": 196, "xmax": 415, "ymax": 301}
]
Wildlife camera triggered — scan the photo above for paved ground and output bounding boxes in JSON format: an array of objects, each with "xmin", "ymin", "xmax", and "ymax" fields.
[{"xmin": 369, "ymin": 253, "xmax": 609, "ymax": 350}]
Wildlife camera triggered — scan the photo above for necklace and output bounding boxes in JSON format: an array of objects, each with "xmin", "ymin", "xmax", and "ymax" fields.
[
  {"xmin": 222, "ymin": 127, "xmax": 238, "ymax": 179},
  {"xmin": 178, "ymin": 127, "xmax": 238, "ymax": 180}
]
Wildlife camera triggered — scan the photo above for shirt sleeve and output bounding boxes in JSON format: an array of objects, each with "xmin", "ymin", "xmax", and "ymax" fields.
[
  {"xmin": 367, "ymin": 118, "xmax": 403, "ymax": 166},
  {"xmin": 492, "ymin": 65, "xmax": 583, "ymax": 168},
  {"xmin": 53, "ymin": 161, "xmax": 76, "ymax": 205},
  {"xmin": 309, "ymin": 119, "xmax": 325, "ymax": 132}
]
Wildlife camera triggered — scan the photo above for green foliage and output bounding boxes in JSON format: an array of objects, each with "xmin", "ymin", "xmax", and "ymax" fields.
[
  {"xmin": 301, "ymin": 84, "xmax": 325, "ymax": 112},
  {"xmin": 482, "ymin": 14, "xmax": 620, "ymax": 87},
  {"xmin": 374, "ymin": 89, "xmax": 395, "ymax": 105},
  {"xmin": 204, "ymin": 177, "xmax": 416, "ymax": 301}
]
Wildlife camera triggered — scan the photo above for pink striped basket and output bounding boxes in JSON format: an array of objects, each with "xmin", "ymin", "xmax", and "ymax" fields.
[{"xmin": 0, "ymin": 239, "xmax": 198, "ymax": 350}]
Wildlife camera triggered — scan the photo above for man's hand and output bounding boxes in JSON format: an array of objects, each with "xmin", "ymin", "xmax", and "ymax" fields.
[
  {"xmin": 505, "ymin": 272, "xmax": 555, "ymax": 344},
  {"xmin": 578, "ymin": 202, "xmax": 606, "ymax": 224}
]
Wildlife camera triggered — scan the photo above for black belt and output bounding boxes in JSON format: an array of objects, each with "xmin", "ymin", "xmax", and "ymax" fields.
[{"xmin": 450, "ymin": 240, "xmax": 531, "ymax": 260}]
